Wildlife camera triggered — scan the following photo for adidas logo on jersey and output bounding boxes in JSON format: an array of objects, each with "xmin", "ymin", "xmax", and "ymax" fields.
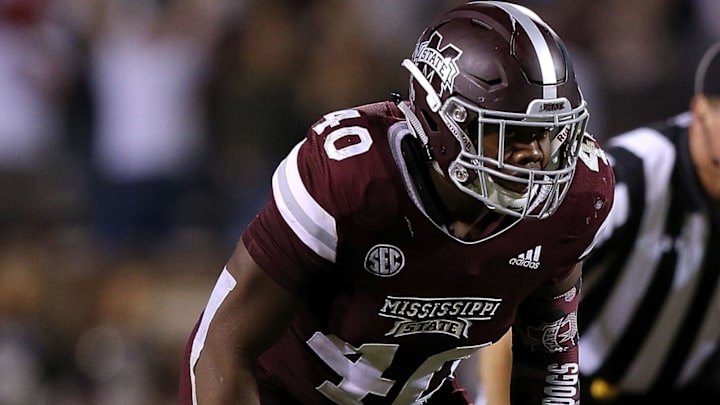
[{"xmin": 509, "ymin": 245, "xmax": 542, "ymax": 270}]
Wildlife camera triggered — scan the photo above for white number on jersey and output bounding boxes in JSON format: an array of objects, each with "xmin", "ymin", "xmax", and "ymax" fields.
[
  {"xmin": 313, "ymin": 109, "xmax": 373, "ymax": 161},
  {"xmin": 307, "ymin": 331, "xmax": 485, "ymax": 404}
]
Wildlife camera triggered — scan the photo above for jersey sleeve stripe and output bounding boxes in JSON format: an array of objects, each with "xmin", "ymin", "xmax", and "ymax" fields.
[
  {"xmin": 272, "ymin": 140, "xmax": 338, "ymax": 263},
  {"xmin": 189, "ymin": 267, "xmax": 236, "ymax": 405}
]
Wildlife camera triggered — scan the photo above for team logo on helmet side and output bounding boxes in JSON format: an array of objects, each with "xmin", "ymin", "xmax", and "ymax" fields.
[
  {"xmin": 412, "ymin": 31, "xmax": 463, "ymax": 97},
  {"xmin": 364, "ymin": 244, "xmax": 405, "ymax": 277}
]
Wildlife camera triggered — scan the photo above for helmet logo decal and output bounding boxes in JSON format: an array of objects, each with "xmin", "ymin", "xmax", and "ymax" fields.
[{"xmin": 412, "ymin": 31, "xmax": 463, "ymax": 97}]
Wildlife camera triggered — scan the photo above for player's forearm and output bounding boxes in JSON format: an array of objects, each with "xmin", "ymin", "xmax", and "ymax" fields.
[
  {"xmin": 479, "ymin": 330, "xmax": 512, "ymax": 405},
  {"xmin": 194, "ymin": 348, "xmax": 260, "ymax": 405},
  {"xmin": 193, "ymin": 338, "xmax": 260, "ymax": 405},
  {"xmin": 510, "ymin": 350, "xmax": 580, "ymax": 404},
  {"xmin": 511, "ymin": 270, "xmax": 582, "ymax": 403}
]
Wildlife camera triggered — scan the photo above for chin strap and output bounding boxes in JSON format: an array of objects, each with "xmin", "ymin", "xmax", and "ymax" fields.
[
  {"xmin": 395, "ymin": 95, "xmax": 444, "ymax": 176},
  {"xmin": 402, "ymin": 59, "xmax": 442, "ymax": 112},
  {"xmin": 402, "ymin": 59, "xmax": 479, "ymax": 165}
]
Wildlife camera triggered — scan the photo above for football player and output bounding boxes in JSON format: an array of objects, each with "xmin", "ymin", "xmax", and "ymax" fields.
[{"xmin": 179, "ymin": 1, "xmax": 614, "ymax": 404}]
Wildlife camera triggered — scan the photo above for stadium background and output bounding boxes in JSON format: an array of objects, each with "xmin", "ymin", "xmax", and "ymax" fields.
[{"xmin": 0, "ymin": 0, "xmax": 717, "ymax": 403}]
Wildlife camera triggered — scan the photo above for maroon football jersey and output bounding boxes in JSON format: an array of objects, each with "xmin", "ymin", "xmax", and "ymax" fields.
[{"xmin": 238, "ymin": 100, "xmax": 613, "ymax": 404}]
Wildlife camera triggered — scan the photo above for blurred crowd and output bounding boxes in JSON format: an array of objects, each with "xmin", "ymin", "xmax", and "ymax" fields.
[{"xmin": 0, "ymin": 0, "xmax": 718, "ymax": 403}]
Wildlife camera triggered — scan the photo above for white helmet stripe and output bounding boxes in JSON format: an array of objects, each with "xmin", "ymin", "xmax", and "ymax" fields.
[{"xmin": 483, "ymin": 1, "xmax": 559, "ymax": 99}]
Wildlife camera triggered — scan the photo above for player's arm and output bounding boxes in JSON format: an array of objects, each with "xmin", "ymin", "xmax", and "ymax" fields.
[
  {"xmin": 190, "ymin": 239, "xmax": 302, "ymax": 405},
  {"xmin": 477, "ymin": 328, "xmax": 512, "ymax": 405},
  {"xmin": 510, "ymin": 262, "xmax": 582, "ymax": 404}
]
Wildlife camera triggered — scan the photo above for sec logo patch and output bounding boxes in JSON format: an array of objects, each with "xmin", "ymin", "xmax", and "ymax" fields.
[{"xmin": 364, "ymin": 244, "xmax": 405, "ymax": 277}]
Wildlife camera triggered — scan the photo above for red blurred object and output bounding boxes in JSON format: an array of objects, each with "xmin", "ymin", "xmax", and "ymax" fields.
[{"xmin": 0, "ymin": 0, "xmax": 44, "ymax": 25}]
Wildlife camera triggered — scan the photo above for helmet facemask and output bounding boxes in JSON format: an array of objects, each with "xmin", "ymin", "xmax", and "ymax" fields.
[{"xmin": 439, "ymin": 96, "xmax": 588, "ymax": 219}]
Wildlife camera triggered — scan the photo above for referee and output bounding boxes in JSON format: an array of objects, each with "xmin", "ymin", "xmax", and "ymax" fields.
[{"xmin": 579, "ymin": 41, "xmax": 720, "ymax": 404}]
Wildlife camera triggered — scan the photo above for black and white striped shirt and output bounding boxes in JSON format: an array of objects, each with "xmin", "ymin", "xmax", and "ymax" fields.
[{"xmin": 579, "ymin": 112, "xmax": 720, "ymax": 396}]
